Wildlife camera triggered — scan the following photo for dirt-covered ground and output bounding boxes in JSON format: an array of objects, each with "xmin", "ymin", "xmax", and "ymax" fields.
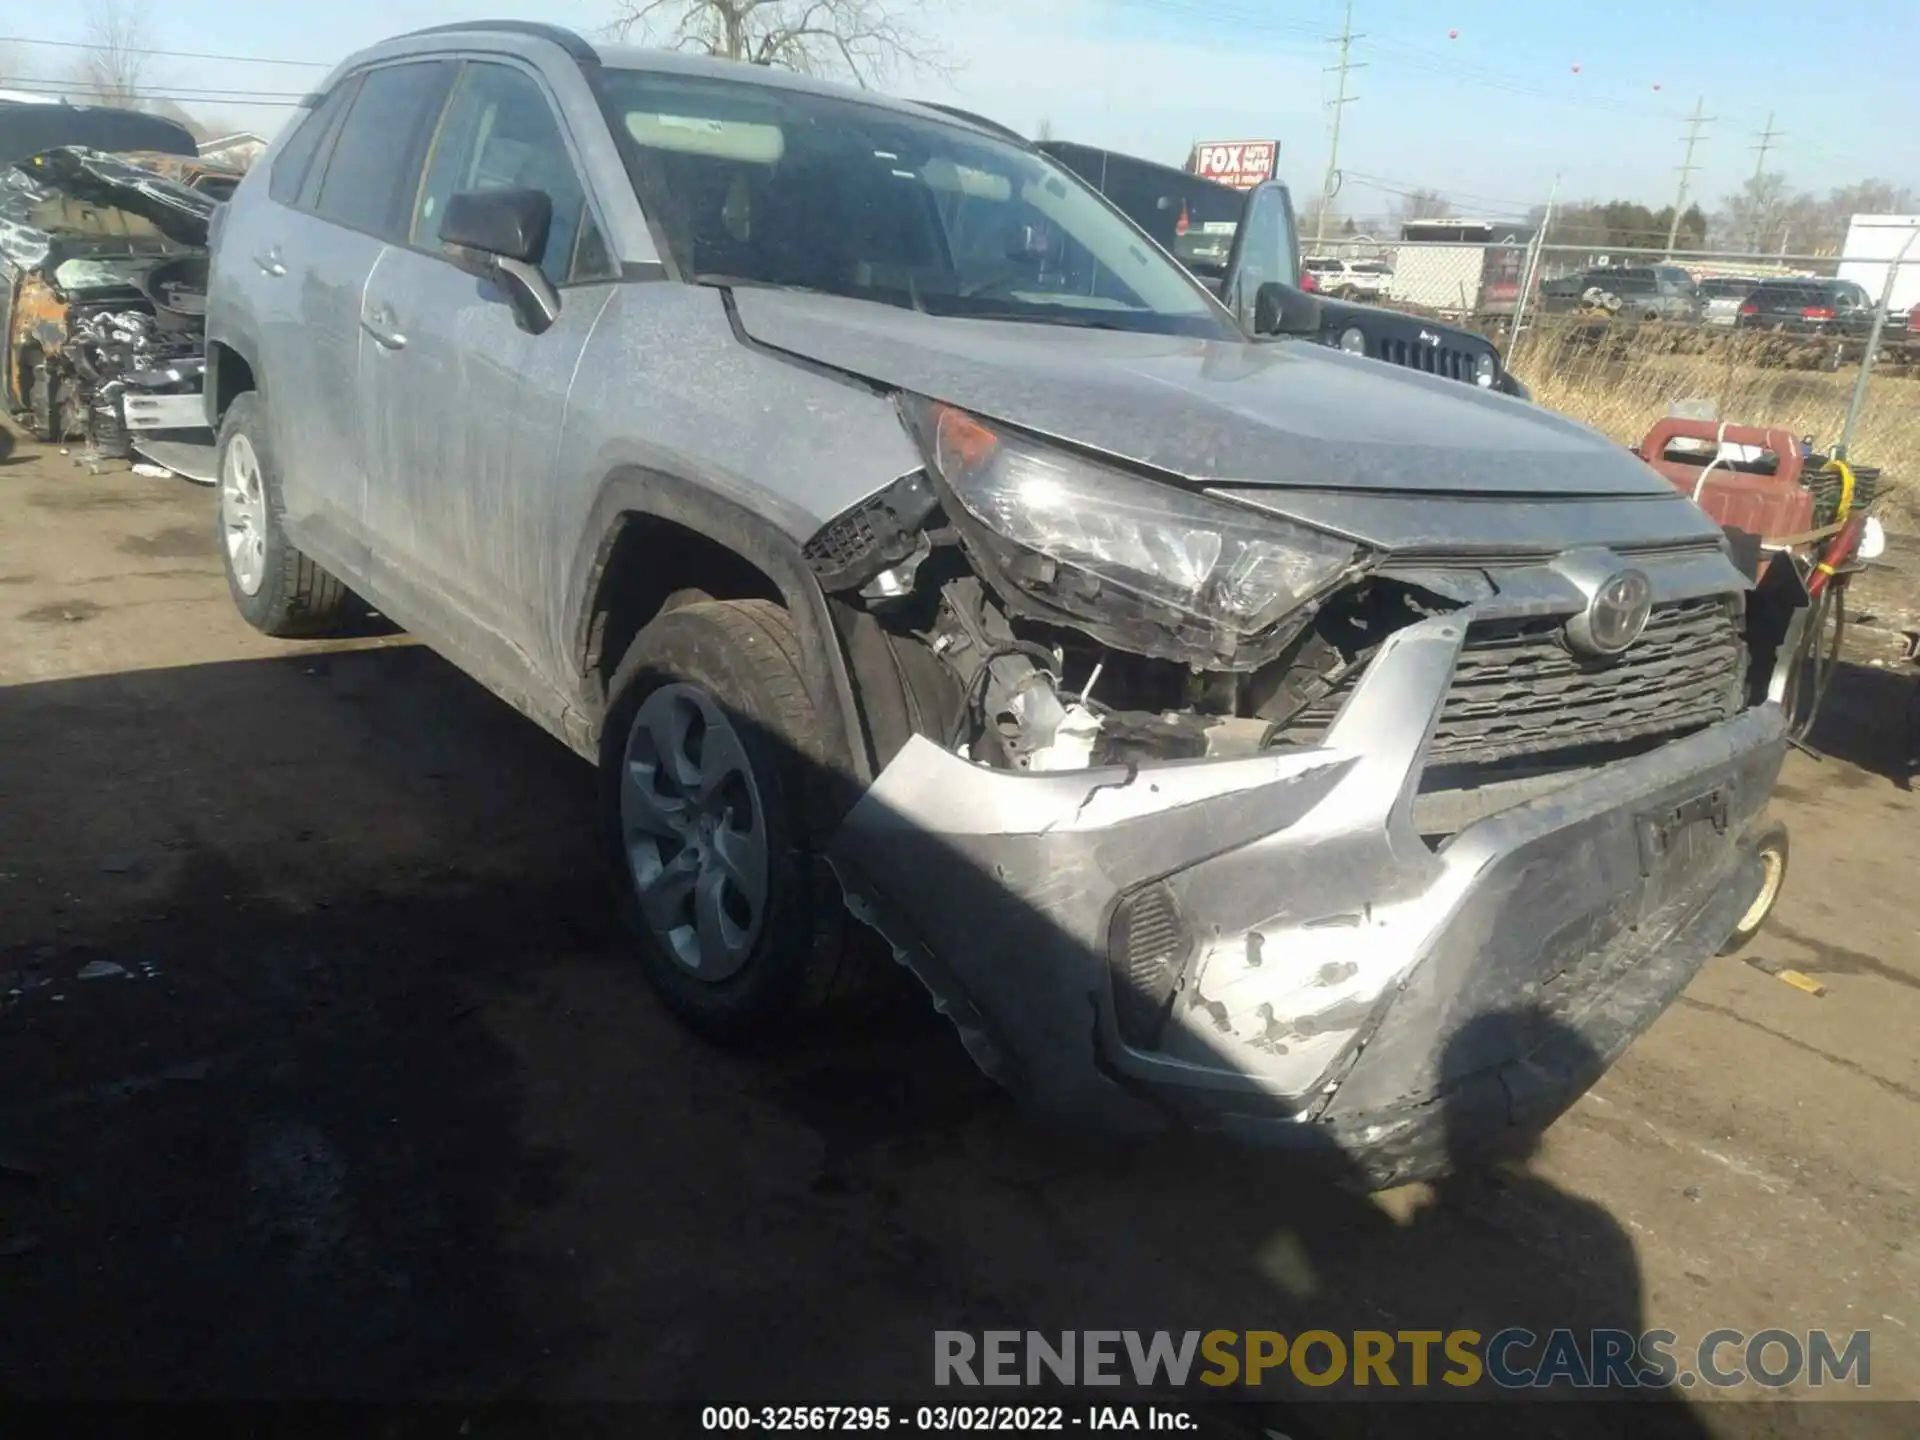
[{"xmin": 1, "ymin": 444, "xmax": 1916, "ymax": 1435}]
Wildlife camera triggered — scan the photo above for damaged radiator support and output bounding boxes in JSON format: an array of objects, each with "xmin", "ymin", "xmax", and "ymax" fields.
[{"xmin": 807, "ymin": 470, "xmax": 1755, "ymax": 846}]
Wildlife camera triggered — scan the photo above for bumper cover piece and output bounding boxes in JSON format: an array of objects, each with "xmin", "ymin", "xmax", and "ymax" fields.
[{"xmin": 830, "ymin": 613, "xmax": 1786, "ymax": 1178}]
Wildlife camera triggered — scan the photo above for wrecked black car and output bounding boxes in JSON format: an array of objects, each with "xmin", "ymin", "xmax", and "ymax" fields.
[{"xmin": 2, "ymin": 141, "xmax": 218, "ymax": 457}]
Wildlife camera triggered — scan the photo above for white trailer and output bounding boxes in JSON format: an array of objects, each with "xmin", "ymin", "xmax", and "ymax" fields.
[{"xmin": 1837, "ymin": 214, "xmax": 1920, "ymax": 314}]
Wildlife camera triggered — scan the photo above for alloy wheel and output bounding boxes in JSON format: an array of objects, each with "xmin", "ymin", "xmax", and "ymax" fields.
[{"xmin": 221, "ymin": 433, "xmax": 268, "ymax": 596}]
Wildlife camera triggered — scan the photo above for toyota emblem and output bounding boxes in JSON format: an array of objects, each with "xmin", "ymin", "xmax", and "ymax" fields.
[{"xmin": 1565, "ymin": 569, "xmax": 1653, "ymax": 657}]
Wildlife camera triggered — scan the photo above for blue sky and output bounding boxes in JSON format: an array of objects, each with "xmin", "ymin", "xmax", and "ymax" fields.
[{"xmin": 7, "ymin": 0, "xmax": 1914, "ymax": 219}]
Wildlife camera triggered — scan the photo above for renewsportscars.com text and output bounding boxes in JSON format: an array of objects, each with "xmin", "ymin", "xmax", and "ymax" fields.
[{"xmin": 934, "ymin": 1328, "xmax": 1871, "ymax": 1391}]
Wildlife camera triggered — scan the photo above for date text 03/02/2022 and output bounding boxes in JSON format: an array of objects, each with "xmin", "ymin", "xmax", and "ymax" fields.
[{"xmin": 701, "ymin": 1405, "xmax": 1198, "ymax": 1431}]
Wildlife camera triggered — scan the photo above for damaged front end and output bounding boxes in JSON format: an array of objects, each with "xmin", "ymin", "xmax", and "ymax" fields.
[
  {"xmin": 810, "ymin": 396, "xmax": 1786, "ymax": 1181},
  {"xmin": 2, "ymin": 147, "xmax": 215, "ymax": 459}
]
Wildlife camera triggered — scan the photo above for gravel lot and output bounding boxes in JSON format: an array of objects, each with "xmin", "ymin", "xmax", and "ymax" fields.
[{"xmin": 1, "ymin": 443, "xmax": 1916, "ymax": 1433}]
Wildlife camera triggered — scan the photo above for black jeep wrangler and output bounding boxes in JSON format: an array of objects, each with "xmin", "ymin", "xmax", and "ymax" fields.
[{"xmin": 1036, "ymin": 139, "xmax": 1528, "ymax": 399}]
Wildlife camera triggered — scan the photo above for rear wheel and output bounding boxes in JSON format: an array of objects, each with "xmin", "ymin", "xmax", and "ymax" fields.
[
  {"xmin": 599, "ymin": 599, "xmax": 879, "ymax": 1040},
  {"xmin": 215, "ymin": 392, "xmax": 358, "ymax": 637}
]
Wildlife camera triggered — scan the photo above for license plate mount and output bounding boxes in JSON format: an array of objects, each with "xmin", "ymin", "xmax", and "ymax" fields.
[{"xmin": 1634, "ymin": 785, "xmax": 1731, "ymax": 920}]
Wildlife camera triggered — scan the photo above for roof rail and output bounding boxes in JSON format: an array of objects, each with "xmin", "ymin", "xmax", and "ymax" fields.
[
  {"xmin": 399, "ymin": 20, "xmax": 599, "ymax": 67},
  {"xmin": 915, "ymin": 102, "xmax": 1027, "ymax": 145}
]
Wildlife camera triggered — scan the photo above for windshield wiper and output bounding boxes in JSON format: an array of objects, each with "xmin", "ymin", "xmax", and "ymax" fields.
[
  {"xmin": 959, "ymin": 310, "xmax": 1134, "ymax": 331},
  {"xmin": 691, "ymin": 273, "xmax": 820, "ymax": 294}
]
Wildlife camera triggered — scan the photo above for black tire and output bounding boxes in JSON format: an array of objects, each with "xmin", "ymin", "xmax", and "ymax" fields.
[
  {"xmin": 214, "ymin": 392, "xmax": 358, "ymax": 637},
  {"xmin": 598, "ymin": 599, "xmax": 879, "ymax": 1041},
  {"xmin": 1719, "ymin": 820, "xmax": 1789, "ymax": 956}
]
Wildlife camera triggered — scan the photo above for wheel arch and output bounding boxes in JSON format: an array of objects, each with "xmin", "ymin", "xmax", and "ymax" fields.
[
  {"xmin": 204, "ymin": 337, "xmax": 261, "ymax": 429},
  {"xmin": 566, "ymin": 467, "xmax": 874, "ymax": 788}
]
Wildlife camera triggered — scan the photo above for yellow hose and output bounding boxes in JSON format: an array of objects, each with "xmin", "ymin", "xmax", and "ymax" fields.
[{"xmin": 1820, "ymin": 457, "xmax": 1857, "ymax": 523}]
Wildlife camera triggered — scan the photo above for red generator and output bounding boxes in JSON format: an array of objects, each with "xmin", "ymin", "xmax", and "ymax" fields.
[{"xmin": 1637, "ymin": 421, "xmax": 1814, "ymax": 567}]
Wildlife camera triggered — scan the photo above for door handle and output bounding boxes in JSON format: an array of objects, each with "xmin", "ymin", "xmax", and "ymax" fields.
[
  {"xmin": 253, "ymin": 247, "xmax": 286, "ymax": 277},
  {"xmin": 360, "ymin": 305, "xmax": 407, "ymax": 351}
]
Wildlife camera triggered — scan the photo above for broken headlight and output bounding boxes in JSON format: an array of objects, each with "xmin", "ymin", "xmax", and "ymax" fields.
[{"xmin": 906, "ymin": 398, "xmax": 1359, "ymax": 663}]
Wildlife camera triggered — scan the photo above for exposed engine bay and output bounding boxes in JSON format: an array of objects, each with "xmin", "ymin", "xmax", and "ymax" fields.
[
  {"xmin": 1, "ymin": 147, "xmax": 216, "ymax": 459},
  {"xmin": 808, "ymin": 398, "xmax": 1764, "ymax": 838}
]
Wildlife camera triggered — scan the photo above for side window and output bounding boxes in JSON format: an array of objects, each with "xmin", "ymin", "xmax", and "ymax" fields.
[
  {"xmin": 296, "ymin": 74, "xmax": 361, "ymax": 212},
  {"xmin": 313, "ymin": 60, "xmax": 457, "ymax": 240},
  {"xmin": 268, "ymin": 83, "xmax": 354, "ymax": 207},
  {"xmin": 570, "ymin": 209, "xmax": 617, "ymax": 283},
  {"xmin": 412, "ymin": 62, "xmax": 595, "ymax": 287}
]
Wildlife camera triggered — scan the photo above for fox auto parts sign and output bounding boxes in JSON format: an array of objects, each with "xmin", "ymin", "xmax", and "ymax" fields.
[{"xmin": 1188, "ymin": 140, "xmax": 1279, "ymax": 190}]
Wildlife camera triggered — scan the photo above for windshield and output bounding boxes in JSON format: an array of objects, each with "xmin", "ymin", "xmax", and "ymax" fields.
[{"xmin": 595, "ymin": 70, "xmax": 1234, "ymax": 338}]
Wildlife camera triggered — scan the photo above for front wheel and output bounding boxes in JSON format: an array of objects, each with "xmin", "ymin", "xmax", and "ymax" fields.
[
  {"xmin": 1719, "ymin": 821, "xmax": 1789, "ymax": 956},
  {"xmin": 598, "ymin": 599, "xmax": 880, "ymax": 1041}
]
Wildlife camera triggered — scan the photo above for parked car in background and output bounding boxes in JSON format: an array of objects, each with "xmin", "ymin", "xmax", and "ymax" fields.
[
  {"xmin": 1558, "ymin": 266, "xmax": 1701, "ymax": 322},
  {"xmin": 1698, "ymin": 276, "xmax": 1757, "ymax": 327},
  {"xmin": 206, "ymin": 23, "xmax": 1786, "ymax": 1185},
  {"xmin": 1736, "ymin": 278, "xmax": 1878, "ymax": 337},
  {"xmin": 1303, "ymin": 254, "xmax": 1391, "ymax": 300}
]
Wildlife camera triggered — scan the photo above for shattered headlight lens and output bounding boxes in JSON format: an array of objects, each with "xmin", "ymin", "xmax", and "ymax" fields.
[{"xmin": 907, "ymin": 398, "xmax": 1358, "ymax": 646}]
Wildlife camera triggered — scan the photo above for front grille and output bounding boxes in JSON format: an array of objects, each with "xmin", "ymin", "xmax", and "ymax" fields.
[
  {"xmin": 1275, "ymin": 597, "xmax": 1746, "ymax": 768},
  {"xmin": 1378, "ymin": 334, "xmax": 1484, "ymax": 384}
]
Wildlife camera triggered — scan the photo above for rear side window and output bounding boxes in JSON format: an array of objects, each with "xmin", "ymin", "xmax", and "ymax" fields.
[
  {"xmin": 314, "ymin": 60, "xmax": 458, "ymax": 240},
  {"xmin": 268, "ymin": 84, "xmax": 356, "ymax": 207}
]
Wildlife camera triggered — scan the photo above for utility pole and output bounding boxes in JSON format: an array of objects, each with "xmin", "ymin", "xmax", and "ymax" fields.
[
  {"xmin": 1663, "ymin": 95, "xmax": 1714, "ymax": 257},
  {"xmin": 1746, "ymin": 111, "xmax": 1783, "ymax": 251},
  {"xmin": 1315, "ymin": 0, "xmax": 1363, "ymax": 247}
]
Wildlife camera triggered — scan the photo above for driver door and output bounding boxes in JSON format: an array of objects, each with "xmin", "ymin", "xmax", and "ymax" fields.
[
  {"xmin": 1220, "ymin": 181, "xmax": 1301, "ymax": 332},
  {"xmin": 357, "ymin": 58, "xmax": 619, "ymax": 681}
]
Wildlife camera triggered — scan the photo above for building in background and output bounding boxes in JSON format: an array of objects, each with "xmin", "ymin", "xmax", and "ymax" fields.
[{"xmin": 196, "ymin": 132, "xmax": 269, "ymax": 171}]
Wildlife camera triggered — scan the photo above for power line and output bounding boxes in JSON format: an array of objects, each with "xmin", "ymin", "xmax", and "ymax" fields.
[
  {"xmin": 1315, "ymin": 0, "xmax": 1363, "ymax": 246},
  {"xmin": 1341, "ymin": 170, "xmax": 1537, "ymax": 214},
  {"xmin": 0, "ymin": 76, "xmax": 304, "ymax": 107},
  {"xmin": 0, "ymin": 33, "xmax": 329, "ymax": 67},
  {"xmin": 1664, "ymin": 95, "xmax": 1715, "ymax": 255},
  {"xmin": 0, "ymin": 73, "xmax": 308, "ymax": 100}
]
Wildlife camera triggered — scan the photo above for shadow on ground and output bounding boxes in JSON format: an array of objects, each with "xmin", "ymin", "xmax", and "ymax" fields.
[
  {"xmin": 0, "ymin": 641, "xmax": 1835, "ymax": 1434},
  {"xmin": 1802, "ymin": 660, "xmax": 1920, "ymax": 788}
]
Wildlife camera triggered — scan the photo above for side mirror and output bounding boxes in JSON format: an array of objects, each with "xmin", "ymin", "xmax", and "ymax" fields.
[
  {"xmin": 439, "ymin": 188, "xmax": 561, "ymax": 335},
  {"xmin": 1252, "ymin": 280, "xmax": 1322, "ymax": 337}
]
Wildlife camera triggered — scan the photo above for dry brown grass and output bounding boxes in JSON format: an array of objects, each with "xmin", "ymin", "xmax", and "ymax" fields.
[{"xmin": 1508, "ymin": 317, "xmax": 1920, "ymax": 529}]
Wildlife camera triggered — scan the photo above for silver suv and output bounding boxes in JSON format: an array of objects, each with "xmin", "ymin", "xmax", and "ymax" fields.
[{"xmin": 204, "ymin": 22, "xmax": 1788, "ymax": 1184}]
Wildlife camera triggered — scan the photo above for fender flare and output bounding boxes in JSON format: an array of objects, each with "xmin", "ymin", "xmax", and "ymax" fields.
[
  {"xmin": 202, "ymin": 318, "xmax": 267, "ymax": 428},
  {"xmin": 563, "ymin": 465, "xmax": 875, "ymax": 787}
]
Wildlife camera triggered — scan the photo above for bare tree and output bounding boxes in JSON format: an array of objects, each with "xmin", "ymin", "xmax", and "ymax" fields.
[
  {"xmin": 1392, "ymin": 187, "xmax": 1455, "ymax": 224},
  {"xmin": 1712, "ymin": 174, "xmax": 1917, "ymax": 256},
  {"xmin": 607, "ymin": 0, "xmax": 951, "ymax": 88},
  {"xmin": 71, "ymin": 0, "xmax": 157, "ymax": 109},
  {"xmin": 1035, "ymin": 117, "xmax": 1055, "ymax": 143}
]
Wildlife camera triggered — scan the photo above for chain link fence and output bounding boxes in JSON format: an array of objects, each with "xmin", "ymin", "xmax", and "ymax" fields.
[{"xmin": 1304, "ymin": 235, "xmax": 1919, "ymax": 527}]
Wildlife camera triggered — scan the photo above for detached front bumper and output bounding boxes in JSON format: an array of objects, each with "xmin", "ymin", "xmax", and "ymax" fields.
[{"xmin": 830, "ymin": 615, "xmax": 1786, "ymax": 1184}]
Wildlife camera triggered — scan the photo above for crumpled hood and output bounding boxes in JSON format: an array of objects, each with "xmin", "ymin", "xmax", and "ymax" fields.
[
  {"xmin": 0, "ymin": 145, "xmax": 215, "ymax": 268},
  {"xmin": 731, "ymin": 290, "xmax": 1677, "ymax": 498}
]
